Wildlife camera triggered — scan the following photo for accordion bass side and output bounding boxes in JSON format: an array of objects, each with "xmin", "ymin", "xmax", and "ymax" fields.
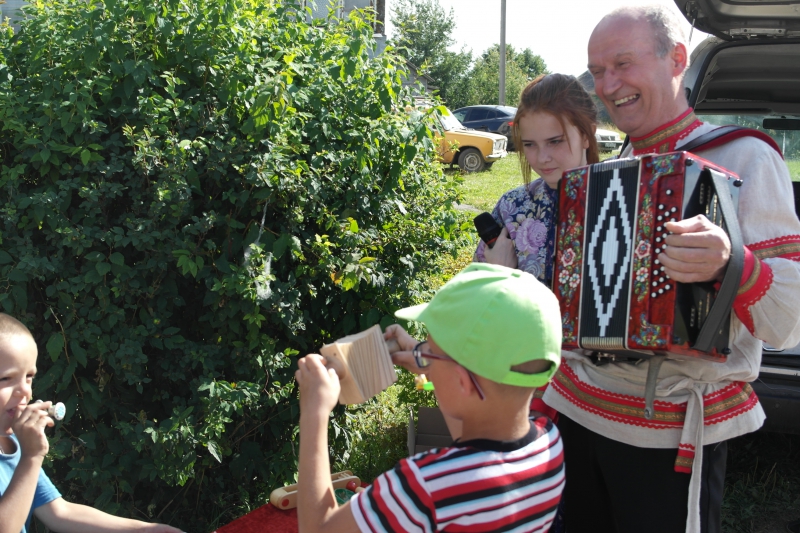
[{"xmin": 554, "ymin": 151, "xmax": 744, "ymax": 362}]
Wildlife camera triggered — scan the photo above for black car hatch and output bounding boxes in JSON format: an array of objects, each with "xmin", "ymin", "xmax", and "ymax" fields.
[{"xmin": 674, "ymin": 0, "xmax": 800, "ymax": 40}]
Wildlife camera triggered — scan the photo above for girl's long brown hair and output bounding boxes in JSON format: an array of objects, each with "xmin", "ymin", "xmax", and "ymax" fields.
[{"xmin": 513, "ymin": 74, "xmax": 600, "ymax": 184}]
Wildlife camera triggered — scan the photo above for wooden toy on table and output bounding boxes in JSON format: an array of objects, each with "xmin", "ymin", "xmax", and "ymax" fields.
[{"xmin": 268, "ymin": 471, "xmax": 361, "ymax": 510}]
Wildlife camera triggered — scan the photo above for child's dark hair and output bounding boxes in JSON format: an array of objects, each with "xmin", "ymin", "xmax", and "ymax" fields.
[{"xmin": 513, "ymin": 73, "xmax": 600, "ymax": 184}]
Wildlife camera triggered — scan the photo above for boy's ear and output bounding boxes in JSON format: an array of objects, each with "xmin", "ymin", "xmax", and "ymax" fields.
[{"xmin": 454, "ymin": 365, "xmax": 480, "ymax": 399}]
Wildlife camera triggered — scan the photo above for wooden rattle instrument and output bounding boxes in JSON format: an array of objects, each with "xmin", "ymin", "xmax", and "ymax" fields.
[{"xmin": 320, "ymin": 325, "xmax": 399, "ymax": 405}]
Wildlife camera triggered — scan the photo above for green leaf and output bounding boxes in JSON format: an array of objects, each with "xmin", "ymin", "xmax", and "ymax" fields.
[
  {"xmin": 80, "ymin": 149, "xmax": 91, "ymax": 166},
  {"xmin": 207, "ymin": 440, "xmax": 222, "ymax": 463},
  {"xmin": 96, "ymin": 263, "xmax": 111, "ymax": 276},
  {"xmin": 46, "ymin": 334, "xmax": 64, "ymax": 362},
  {"xmin": 0, "ymin": 251, "xmax": 12, "ymax": 265},
  {"xmin": 273, "ymin": 234, "xmax": 290, "ymax": 260},
  {"xmin": 109, "ymin": 253, "xmax": 124, "ymax": 266}
]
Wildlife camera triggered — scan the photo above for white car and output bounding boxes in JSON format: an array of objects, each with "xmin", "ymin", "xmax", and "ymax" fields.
[{"xmin": 595, "ymin": 128, "xmax": 623, "ymax": 152}]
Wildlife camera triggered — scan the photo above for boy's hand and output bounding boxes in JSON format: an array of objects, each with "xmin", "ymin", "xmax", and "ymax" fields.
[
  {"xmin": 296, "ymin": 354, "xmax": 341, "ymax": 419},
  {"xmin": 12, "ymin": 401, "xmax": 53, "ymax": 459},
  {"xmin": 384, "ymin": 324, "xmax": 417, "ymax": 352},
  {"xmin": 384, "ymin": 325, "xmax": 423, "ymax": 374}
]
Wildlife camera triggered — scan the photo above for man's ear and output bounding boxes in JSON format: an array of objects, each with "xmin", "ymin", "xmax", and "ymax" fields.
[{"xmin": 670, "ymin": 42, "xmax": 688, "ymax": 77}]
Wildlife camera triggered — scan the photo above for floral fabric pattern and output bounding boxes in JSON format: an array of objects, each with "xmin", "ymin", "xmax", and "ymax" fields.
[{"xmin": 474, "ymin": 178, "xmax": 558, "ymax": 285}]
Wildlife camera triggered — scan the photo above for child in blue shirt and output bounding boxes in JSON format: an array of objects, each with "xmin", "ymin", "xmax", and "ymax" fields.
[{"xmin": 0, "ymin": 313, "xmax": 183, "ymax": 533}]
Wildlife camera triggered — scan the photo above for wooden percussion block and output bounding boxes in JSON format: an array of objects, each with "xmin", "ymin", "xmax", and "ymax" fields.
[{"xmin": 321, "ymin": 325, "xmax": 398, "ymax": 405}]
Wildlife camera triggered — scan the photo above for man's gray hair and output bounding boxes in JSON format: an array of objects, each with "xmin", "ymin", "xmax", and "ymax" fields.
[{"xmin": 606, "ymin": 5, "xmax": 688, "ymax": 57}]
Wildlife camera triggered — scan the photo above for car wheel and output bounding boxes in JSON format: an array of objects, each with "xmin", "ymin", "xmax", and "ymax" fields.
[
  {"xmin": 458, "ymin": 148, "xmax": 486, "ymax": 173},
  {"xmin": 484, "ymin": 162, "xmax": 494, "ymax": 170}
]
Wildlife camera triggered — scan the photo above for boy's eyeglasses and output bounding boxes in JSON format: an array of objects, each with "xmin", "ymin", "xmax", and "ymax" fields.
[{"xmin": 412, "ymin": 342, "xmax": 486, "ymax": 401}]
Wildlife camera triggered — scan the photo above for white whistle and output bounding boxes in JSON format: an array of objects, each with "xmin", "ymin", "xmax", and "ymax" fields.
[{"xmin": 33, "ymin": 400, "xmax": 66, "ymax": 421}]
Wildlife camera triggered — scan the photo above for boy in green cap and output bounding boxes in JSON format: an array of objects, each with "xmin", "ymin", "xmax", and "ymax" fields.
[{"xmin": 295, "ymin": 263, "xmax": 565, "ymax": 533}]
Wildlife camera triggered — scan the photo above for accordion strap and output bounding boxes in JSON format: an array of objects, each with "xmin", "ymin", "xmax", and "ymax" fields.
[
  {"xmin": 678, "ymin": 125, "xmax": 783, "ymax": 159},
  {"xmin": 692, "ymin": 169, "xmax": 744, "ymax": 353}
]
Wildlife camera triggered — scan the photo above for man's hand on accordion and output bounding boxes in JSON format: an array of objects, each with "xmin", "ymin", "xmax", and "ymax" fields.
[
  {"xmin": 483, "ymin": 227, "xmax": 518, "ymax": 269},
  {"xmin": 660, "ymin": 214, "xmax": 732, "ymax": 283}
]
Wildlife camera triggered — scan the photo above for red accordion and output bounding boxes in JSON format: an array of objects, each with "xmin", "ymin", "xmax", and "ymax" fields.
[{"xmin": 554, "ymin": 151, "xmax": 744, "ymax": 362}]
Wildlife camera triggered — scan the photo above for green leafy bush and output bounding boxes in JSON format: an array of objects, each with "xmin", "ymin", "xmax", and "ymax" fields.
[{"xmin": 0, "ymin": 0, "xmax": 461, "ymax": 528}]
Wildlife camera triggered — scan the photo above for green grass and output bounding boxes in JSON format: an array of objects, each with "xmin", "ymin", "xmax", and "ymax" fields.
[
  {"xmin": 723, "ymin": 431, "xmax": 800, "ymax": 533},
  {"xmin": 456, "ymin": 154, "xmax": 525, "ymax": 213},
  {"xmin": 787, "ymin": 159, "xmax": 800, "ymax": 181}
]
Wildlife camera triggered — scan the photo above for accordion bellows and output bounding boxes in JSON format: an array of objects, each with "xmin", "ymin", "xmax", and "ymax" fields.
[{"xmin": 320, "ymin": 325, "xmax": 398, "ymax": 404}]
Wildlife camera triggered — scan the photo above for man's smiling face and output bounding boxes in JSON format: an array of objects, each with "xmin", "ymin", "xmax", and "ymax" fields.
[{"xmin": 588, "ymin": 15, "xmax": 686, "ymax": 138}]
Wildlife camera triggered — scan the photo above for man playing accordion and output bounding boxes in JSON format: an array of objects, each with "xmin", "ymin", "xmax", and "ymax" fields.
[{"xmin": 541, "ymin": 6, "xmax": 800, "ymax": 533}]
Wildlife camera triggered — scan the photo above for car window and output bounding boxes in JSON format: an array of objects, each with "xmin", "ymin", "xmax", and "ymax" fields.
[
  {"xmin": 453, "ymin": 110, "xmax": 467, "ymax": 122},
  {"xmin": 469, "ymin": 109, "xmax": 490, "ymax": 121},
  {"xmin": 499, "ymin": 106, "xmax": 517, "ymax": 117},
  {"xmin": 485, "ymin": 110, "xmax": 498, "ymax": 120},
  {"xmin": 437, "ymin": 109, "xmax": 464, "ymax": 132},
  {"xmin": 696, "ymin": 114, "xmax": 800, "ymax": 181}
]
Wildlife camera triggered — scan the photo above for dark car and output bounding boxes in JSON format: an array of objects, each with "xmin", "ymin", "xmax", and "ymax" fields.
[
  {"xmin": 675, "ymin": 0, "xmax": 800, "ymax": 433},
  {"xmin": 453, "ymin": 105, "xmax": 517, "ymax": 151}
]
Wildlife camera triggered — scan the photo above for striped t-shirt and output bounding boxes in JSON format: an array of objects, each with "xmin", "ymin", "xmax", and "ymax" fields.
[{"xmin": 350, "ymin": 415, "xmax": 564, "ymax": 533}]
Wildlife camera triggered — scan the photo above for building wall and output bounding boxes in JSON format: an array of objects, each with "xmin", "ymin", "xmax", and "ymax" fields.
[{"xmin": 1, "ymin": 0, "xmax": 27, "ymax": 28}]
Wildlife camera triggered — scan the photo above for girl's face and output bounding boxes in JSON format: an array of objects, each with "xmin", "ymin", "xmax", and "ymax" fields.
[{"xmin": 519, "ymin": 111, "xmax": 590, "ymax": 189}]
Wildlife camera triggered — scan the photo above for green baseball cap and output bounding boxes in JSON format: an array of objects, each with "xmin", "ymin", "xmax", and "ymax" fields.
[{"xmin": 395, "ymin": 263, "xmax": 562, "ymax": 388}]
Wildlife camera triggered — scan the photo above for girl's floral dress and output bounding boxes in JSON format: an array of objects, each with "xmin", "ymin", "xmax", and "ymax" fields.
[{"xmin": 474, "ymin": 178, "xmax": 558, "ymax": 286}]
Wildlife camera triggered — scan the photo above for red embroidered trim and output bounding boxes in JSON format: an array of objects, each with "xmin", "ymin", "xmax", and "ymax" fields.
[
  {"xmin": 551, "ymin": 363, "xmax": 759, "ymax": 429},
  {"xmin": 748, "ymin": 235, "xmax": 800, "ymax": 261},
  {"xmin": 738, "ymin": 246, "xmax": 756, "ymax": 292},
  {"xmin": 675, "ymin": 444, "xmax": 696, "ymax": 473},
  {"xmin": 631, "ymin": 109, "xmax": 702, "ymax": 155},
  {"xmin": 703, "ymin": 381, "xmax": 760, "ymax": 425},
  {"xmin": 734, "ymin": 256, "xmax": 773, "ymax": 335}
]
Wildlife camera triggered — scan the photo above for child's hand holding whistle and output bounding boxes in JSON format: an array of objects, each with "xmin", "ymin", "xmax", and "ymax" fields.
[{"xmin": 33, "ymin": 399, "xmax": 66, "ymax": 420}]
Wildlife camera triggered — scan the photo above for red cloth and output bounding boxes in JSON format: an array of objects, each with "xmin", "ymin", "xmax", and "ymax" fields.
[{"xmin": 212, "ymin": 504, "xmax": 298, "ymax": 533}]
